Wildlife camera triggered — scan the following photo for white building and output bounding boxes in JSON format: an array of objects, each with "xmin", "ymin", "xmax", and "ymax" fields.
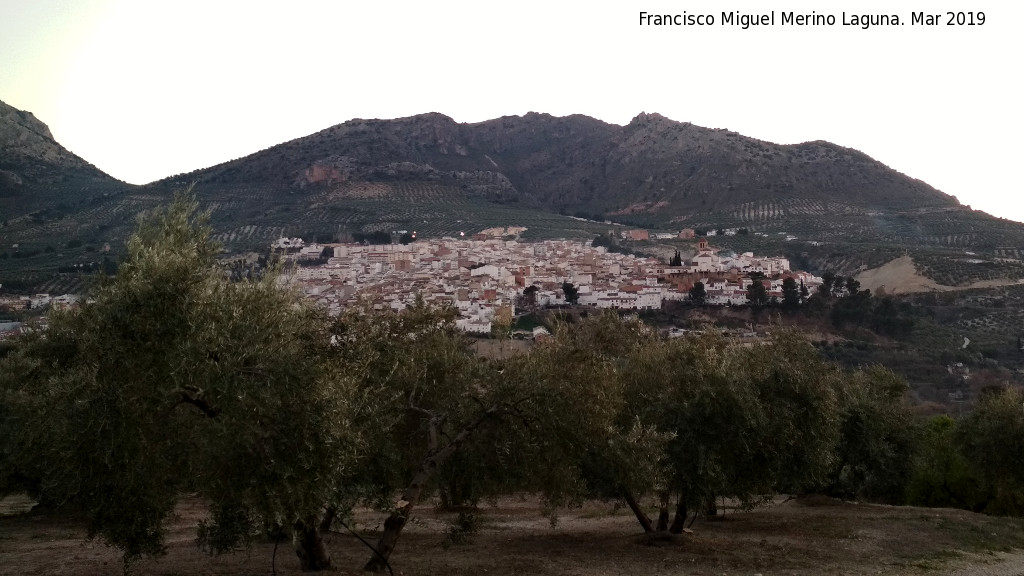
[{"xmin": 272, "ymin": 237, "xmax": 305, "ymax": 250}]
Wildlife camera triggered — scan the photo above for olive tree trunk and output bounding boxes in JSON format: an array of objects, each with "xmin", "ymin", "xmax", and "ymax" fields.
[
  {"xmin": 668, "ymin": 496, "xmax": 688, "ymax": 534},
  {"xmin": 622, "ymin": 490, "xmax": 654, "ymax": 533},
  {"xmin": 365, "ymin": 406, "xmax": 498, "ymax": 572},
  {"xmin": 705, "ymin": 494, "xmax": 718, "ymax": 517},
  {"xmin": 294, "ymin": 516, "xmax": 332, "ymax": 571},
  {"xmin": 656, "ymin": 491, "xmax": 671, "ymax": 532}
]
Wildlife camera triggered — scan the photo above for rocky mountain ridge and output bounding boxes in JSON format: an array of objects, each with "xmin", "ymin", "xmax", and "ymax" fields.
[
  {"xmin": 166, "ymin": 110, "xmax": 960, "ymax": 224},
  {"xmin": 5, "ymin": 99, "xmax": 1023, "ymax": 299},
  {"xmin": 0, "ymin": 100, "xmax": 117, "ymax": 197}
]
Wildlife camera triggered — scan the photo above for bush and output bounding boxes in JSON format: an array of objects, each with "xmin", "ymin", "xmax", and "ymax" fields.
[{"xmin": 442, "ymin": 511, "xmax": 479, "ymax": 548}]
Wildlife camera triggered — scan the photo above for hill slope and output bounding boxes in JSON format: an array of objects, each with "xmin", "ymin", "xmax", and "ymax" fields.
[
  {"xmin": 159, "ymin": 110, "xmax": 1024, "ymax": 258},
  {"xmin": 5, "ymin": 103, "xmax": 1024, "ymax": 294},
  {"xmin": 169, "ymin": 111, "xmax": 960, "ymax": 222},
  {"xmin": 0, "ymin": 100, "xmax": 124, "ymax": 201}
]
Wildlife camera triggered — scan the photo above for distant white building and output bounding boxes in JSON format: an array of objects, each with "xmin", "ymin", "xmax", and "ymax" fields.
[
  {"xmin": 29, "ymin": 294, "xmax": 51, "ymax": 309},
  {"xmin": 272, "ymin": 237, "xmax": 305, "ymax": 250},
  {"xmin": 690, "ymin": 238, "xmax": 722, "ymax": 273},
  {"xmin": 299, "ymin": 244, "xmax": 325, "ymax": 259},
  {"xmin": 51, "ymin": 294, "xmax": 81, "ymax": 310},
  {"xmin": 456, "ymin": 318, "xmax": 492, "ymax": 334},
  {"xmin": 279, "ymin": 235, "xmax": 815, "ymax": 324}
]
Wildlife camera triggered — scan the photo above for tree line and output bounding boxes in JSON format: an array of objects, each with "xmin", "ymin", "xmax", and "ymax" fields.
[
  {"xmin": 1, "ymin": 192, "xmax": 1022, "ymax": 573},
  {"xmin": 686, "ymin": 271, "xmax": 917, "ymax": 336}
]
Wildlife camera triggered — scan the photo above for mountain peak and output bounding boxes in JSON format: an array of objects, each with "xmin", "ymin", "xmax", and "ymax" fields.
[
  {"xmin": 628, "ymin": 111, "xmax": 672, "ymax": 126},
  {"xmin": 0, "ymin": 101, "xmax": 54, "ymax": 141},
  {"xmin": 0, "ymin": 99, "xmax": 116, "ymax": 194}
]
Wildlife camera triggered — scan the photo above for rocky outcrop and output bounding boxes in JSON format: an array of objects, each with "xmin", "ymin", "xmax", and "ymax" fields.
[
  {"xmin": 294, "ymin": 155, "xmax": 359, "ymax": 188},
  {"xmin": 0, "ymin": 100, "xmax": 113, "ymax": 189}
]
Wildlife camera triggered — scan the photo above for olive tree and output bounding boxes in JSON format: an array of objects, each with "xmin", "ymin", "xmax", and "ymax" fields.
[
  {"xmin": 513, "ymin": 313, "xmax": 671, "ymax": 532},
  {"xmin": 0, "ymin": 190, "xmax": 358, "ymax": 570},
  {"xmin": 826, "ymin": 365, "xmax": 919, "ymax": 503},
  {"xmin": 611, "ymin": 329, "xmax": 842, "ymax": 534},
  {"xmin": 905, "ymin": 415, "xmax": 985, "ymax": 510},
  {"xmin": 330, "ymin": 308, "xmax": 666, "ymax": 572},
  {"xmin": 326, "ymin": 302, "xmax": 508, "ymax": 572},
  {"xmin": 957, "ymin": 387, "xmax": 1024, "ymax": 515}
]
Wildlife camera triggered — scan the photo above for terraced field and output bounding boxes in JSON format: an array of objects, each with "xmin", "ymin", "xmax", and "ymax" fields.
[
  {"xmin": 195, "ymin": 181, "xmax": 622, "ymax": 248},
  {"xmin": 913, "ymin": 252, "xmax": 1024, "ymax": 287},
  {"xmin": 668, "ymin": 199, "xmax": 1024, "ymax": 251},
  {"xmin": 933, "ymin": 284, "xmax": 1024, "ymax": 346},
  {"xmin": 1, "ymin": 179, "xmax": 627, "ymax": 291},
  {"xmin": 953, "ymin": 307, "xmax": 1024, "ymax": 336},
  {"xmin": 4, "ymin": 175, "xmax": 1024, "ymax": 297}
]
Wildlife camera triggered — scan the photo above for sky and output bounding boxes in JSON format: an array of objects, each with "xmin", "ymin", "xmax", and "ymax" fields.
[{"xmin": 2, "ymin": 0, "xmax": 1021, "ymax": 222}]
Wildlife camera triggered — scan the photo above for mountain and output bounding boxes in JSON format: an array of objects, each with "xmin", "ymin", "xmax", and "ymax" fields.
[
  {"xmin": 169, "ymin": 111, "xmax": 959, "ymax": 221},
  {"xmin": 161, "ymin": 110, "xmax": 1015, "ymax": 256},
  {"xmin": 158, "ymin": 111, "xmax": 1024, "ymax": 284},
  {"xmin": 0, "ymin": 100, "xmax": 142, "ymax": 293},
  {"xmin": 4, "ymin": 103, "xmax": 1024, "ymax": 295},
  {"xmin": 0, "ymin": 100, "xmax": 122, "ymax": 199}
]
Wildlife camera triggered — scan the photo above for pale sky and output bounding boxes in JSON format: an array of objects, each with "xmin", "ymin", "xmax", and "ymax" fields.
[{"xmin": 2, "ymin": 0, "xmax": 1021, "ymax": 222}]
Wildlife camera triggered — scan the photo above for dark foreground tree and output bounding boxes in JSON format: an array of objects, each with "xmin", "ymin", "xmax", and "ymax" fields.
[
  {"xmin": 328, "ymin": 303, "xmax": 504, "ymax": 572},
  {"xmin": 334, "ymin": 308, "xmax": 657, "ymax": 572},
  {"xmin": 781, "ymin": 277, "xmax": 801, "ymax": 310},
  {"xmin": 538, "ymin": 314, "xmax": 671, "ymax": 534},
  {"xmin": 957, "ymin": 387, "xmax": 1024, "ymax": 515},
  {"xmin": 0, "ymin": 190, "xmax": 358, "ymax": 570},
  {"xmin": 905, "ymin": 415, "xmax": 985, "ymax": 511},
  {"xmin": 611, "ymin": 329, "xmax": 843, "ymax": 534},
  {"xmin": 826, "ymin": 366, "xmax": 918, "ymax": 502}
]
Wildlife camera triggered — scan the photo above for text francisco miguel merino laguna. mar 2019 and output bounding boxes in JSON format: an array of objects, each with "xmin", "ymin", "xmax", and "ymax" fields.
[{"xmin": 638, "ymin": 10, "xmax": 985, "ymax": 30}]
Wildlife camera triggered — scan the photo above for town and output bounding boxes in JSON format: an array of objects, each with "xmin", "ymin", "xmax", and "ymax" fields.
[
  {"xmin": 274, "ymin": 229, "xmax": 824, "ymax": 335},
  {"xmin": 0, "ymin": 229, "xmax": 824, "ymax": 341}
]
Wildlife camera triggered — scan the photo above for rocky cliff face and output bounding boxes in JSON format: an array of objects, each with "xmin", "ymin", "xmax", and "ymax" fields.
[
  {"xmin": 0, "ymin": 101, "xmax": 57, "ymax": 146},
  {"xmin": 0, "ymin": 100, "xmax": 114, "ymax": 196}
]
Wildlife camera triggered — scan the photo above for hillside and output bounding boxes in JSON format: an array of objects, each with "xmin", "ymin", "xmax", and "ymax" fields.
[
  {"xmin": 167, "ymin": 111, "xmax": 960, "ymax": 221},
  {"xmin": 0, "ymin": 100, "xmax": 125, "ymax": 202},
  {"xmin": 159, "ymin": 109, "xmax": 1024, "ymax": 256},
  {"xmin": 4, "ymin": 102, "xmax": 1024, "ymax": 296},
  {"xmin": 0, "ymin": 101, "xmax": 149, "ymax": 292}
]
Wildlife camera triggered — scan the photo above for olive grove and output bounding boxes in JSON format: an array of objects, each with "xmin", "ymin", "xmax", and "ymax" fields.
[
  {"xmin": 0, "ymin": 191, "xmax": 359, "ymax": 569},
  {"xmin": 2, "ymin": 191, "xmax": 1023, "ymax": 574}
]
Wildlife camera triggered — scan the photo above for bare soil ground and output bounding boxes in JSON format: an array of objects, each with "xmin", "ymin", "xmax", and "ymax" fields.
[
  {"xmin": 855, "ymin": 256, "xmax": 1024, "ymax": 294},
  {"xmin": 856, "ymin": 256, "xmax": 944, "ymax": 294},
  {"xmin": 3, "ymin": 495, "xmax": 1024, "ymax": 576}
]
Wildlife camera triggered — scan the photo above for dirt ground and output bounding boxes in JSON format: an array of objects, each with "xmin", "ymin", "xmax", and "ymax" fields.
[
  {"xmin": 2, "ymin": 495, "xmax": 1024, "ymax": 576},
  {"xmin": 855, "ymin": 255, "xmax": 1024, "ymax": 295}
]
